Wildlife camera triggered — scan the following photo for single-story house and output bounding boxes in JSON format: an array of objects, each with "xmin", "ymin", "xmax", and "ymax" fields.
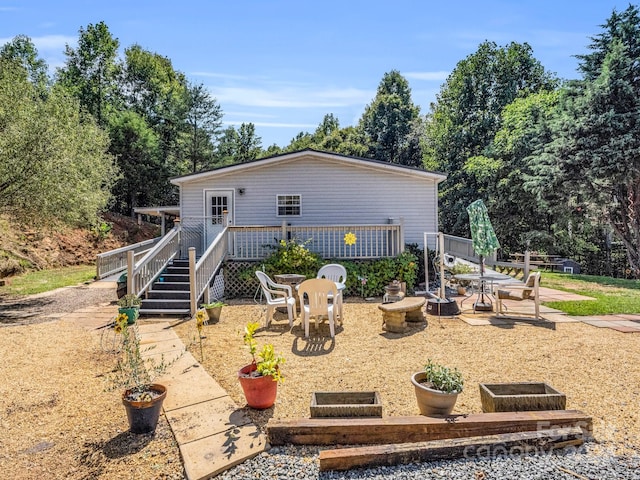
[
  {"xmin": 100, "ymin": 149, "xmax": 448, "ymax": 315},
  {"xmin": 170, "ymin": 148, "xmax": 446, "ymax": 255}
]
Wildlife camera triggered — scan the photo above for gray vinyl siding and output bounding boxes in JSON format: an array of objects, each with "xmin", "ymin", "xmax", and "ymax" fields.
[{"xmin": 179, "ymin": 154, "xmax": 440, "ymax": 246}]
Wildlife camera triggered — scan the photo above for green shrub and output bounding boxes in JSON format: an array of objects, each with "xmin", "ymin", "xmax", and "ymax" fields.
[{"xmin": 261, "ymin": 238, "xmax": 323, "ymax": 279}]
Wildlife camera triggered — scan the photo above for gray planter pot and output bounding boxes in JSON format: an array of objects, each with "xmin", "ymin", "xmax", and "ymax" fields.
[{"xmin": 411, "ymin": 371, "xmax": 459, "ymax": 417}]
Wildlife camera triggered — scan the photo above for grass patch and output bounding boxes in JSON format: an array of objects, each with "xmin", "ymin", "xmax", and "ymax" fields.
[
  {"xmin": 0, "ymin": 265, "xmax": 96, "ymax": 296},
  {"xmin": 541, "ymin": 272, "xmax": 640, "ymax": 315}
]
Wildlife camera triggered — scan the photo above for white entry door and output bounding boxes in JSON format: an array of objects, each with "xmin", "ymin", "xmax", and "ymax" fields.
[{"xmin": 205, "ymin": 190, "xmax": 233, "ymax": 248}]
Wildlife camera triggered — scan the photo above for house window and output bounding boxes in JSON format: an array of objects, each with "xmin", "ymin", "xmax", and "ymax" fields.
[
  {"xmin": 211, "ymin": 196, "xmax": 228, "ymax": 224},
  {"xmin": 277, "ymin": 194, "xmax": 301, "ymax": 216}
]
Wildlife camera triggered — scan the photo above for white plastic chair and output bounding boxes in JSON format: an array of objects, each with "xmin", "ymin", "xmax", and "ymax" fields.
[
  {"xmin": 298, "ymin": 278, "xmax": 338, "ymax": 338},
  {"xmin": 316, "ymin": 263, "xmax": 346, "ymax": 320},
  {"xmin": 494, "ymin": 271, "xmax": 541, "ymax": 320},
  {"xmin": 255, "ymin": 271, "xmax": 296, "ymax": 328}
]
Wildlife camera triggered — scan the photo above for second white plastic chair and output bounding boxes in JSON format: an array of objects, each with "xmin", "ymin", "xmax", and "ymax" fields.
[{"xmin": 255, "ymin": 271, "xmax": 296, "ymax": 327}]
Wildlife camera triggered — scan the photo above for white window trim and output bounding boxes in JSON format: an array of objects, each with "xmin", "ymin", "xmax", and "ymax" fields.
[{"xmin": 276, "ymin": 194, "xmax": 302, "ymax": 217}]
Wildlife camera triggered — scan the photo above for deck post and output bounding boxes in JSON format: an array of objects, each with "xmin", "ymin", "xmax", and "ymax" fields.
[
  {"xmin": 399, "ymin": 217, "xmax": 405, "ymax": 253},
  {"xmin": 524, "ymin": 250, "xmax": 531, "ymax": 279},
  {"xmin": 189, "ymin": 247, "xmax": 197, "ymax": 315},
  {"xmin": 127, "ymin": 250, "xmax": 134, "ymax": 295}
]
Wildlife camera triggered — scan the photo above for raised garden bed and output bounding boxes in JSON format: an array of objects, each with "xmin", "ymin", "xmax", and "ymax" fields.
[
  {"xmin": 479, "ymin": 382, "xmax": 566, "ymax": 412},
  {"xmin": 311, "ymin": 391, "xmax": 382, "ymax": 418}
]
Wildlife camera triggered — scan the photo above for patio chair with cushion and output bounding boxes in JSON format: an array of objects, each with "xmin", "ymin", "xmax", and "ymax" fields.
[
  {"xmin": 298, "ymin": 278, "xmax": 338, "ymax": 338},
  {"xmin": 255, "ymin": 271, "xmax": 296, "ymax": 328},
  {"xmin": 494, "ymin": 271, "xmax": 541, "ymax": 320}
]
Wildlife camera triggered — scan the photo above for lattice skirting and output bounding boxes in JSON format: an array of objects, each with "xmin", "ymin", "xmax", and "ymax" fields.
[
  {"xmin": 220, "ymin": 260, "xmax": 366, "ymax": 299},
  {"xmin": 221, "ymin": 261, "xmax": 262, "ymax": 298}
]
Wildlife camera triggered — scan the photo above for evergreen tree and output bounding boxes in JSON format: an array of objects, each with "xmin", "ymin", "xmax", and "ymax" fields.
[{"xmin": 360, "ymin": 70, "xmax": 422, "ymax": 165}]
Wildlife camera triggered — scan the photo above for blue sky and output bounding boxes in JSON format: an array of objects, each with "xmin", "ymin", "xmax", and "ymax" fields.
[{"xmin": 0, "ymin": 1, "xmax": 630, "ymax": 147}]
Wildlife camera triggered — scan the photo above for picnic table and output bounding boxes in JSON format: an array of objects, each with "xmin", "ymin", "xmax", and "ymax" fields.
[{"xmin": 509, "ymin": 252, "xmax": 563, "ymax": 271}]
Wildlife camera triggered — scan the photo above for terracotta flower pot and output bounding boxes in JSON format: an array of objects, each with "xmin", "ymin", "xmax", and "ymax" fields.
[
  {"xmin": 411, "ymin": 371, "xmax": 459, "ymax": 417},
  {"xmin": 238, "ymin": 364, "xmax": 278, "ymax": 409},
  {"xmin": 122, "ymin": 383, "xmax": 167, "ymax": 434}
]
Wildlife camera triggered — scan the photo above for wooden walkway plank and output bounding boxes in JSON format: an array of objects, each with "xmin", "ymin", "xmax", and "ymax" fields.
[
  {"xmin": 319, "ymin": 426, "xmax": 585, "ymax": 471},
  {"xmin": 267, "ymin": 410, "xmax": 592, "ymax": 446}
]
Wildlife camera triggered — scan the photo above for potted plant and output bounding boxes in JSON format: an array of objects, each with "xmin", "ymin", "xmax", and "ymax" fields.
[
  {"xmin": 117, "ymin": 293, "xmax": 142, "ymax": 324},
  {"xmin": 449, "ymin": 263, "xmax": 475, "ymax": 295},
  {"xmin": 411, "ymin": 359, "xmax": 464, "ymax": 417},
  {"xmin": 108, "ymin": 312, "xmax": 174, "ymax": 433},
  {"xmin": 238, "ymin": 321, "xmax": 285, "ymax": 409},
  {"xmin": 201, "ymin": 300, "xmax": 226, "ymax": 323}
]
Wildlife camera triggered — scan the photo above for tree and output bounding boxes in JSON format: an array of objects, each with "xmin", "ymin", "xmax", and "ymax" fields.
[
  {"xmin": 121, "ymin": 44, "xmax": 188, "ymax": 166},
  {"xmin": 108, "ymin": 111, "xmax": 170, "ymax": 215},
  {"xmin": 485, "ymin": 91, "xmax": 560, "ymax": 251},
  {"xmin": 576, "ymin": 4, "xmax": 640, "ymax": 81},
  {"xmin": 185, "ymin": 82, "xmax": 223, "ymax": 173},
  {"xmin": 56, "ymin": 21, "xmax": 120, "ymax": 126},
  {"xmin": 360, "ymin": 70, "xmax": 422, "ymax": 165},
  {"xmin": 0, "ymin": 59, "xmax": 115, "ymax": 226},
  {"xmin": 530, "ymin": 36, "xmax": 640, "ymax": 275},
  {"xmin": 236, "ymin": 123, "xmax": 262, "ymax": 162},
  {"xmin": 425, "ymin": 41, "xmax": 557, "ymax": 236},
  {"xmin": 283, "ymin": 114, "xmax": 369, "ymax": 157},
  {"xmin": 213, "ymin": 123, "xmax": 262, "ymax": 164},
  {"xmin": 0, "ymin": 35, "xmax": 48, "ymax": 93}
]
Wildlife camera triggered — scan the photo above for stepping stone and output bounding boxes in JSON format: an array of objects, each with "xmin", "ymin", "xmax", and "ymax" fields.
[
  {"xmin": 158, "ymin": 355, "xmax": 228, "ymax": 411},
  {"xmin": 609, "ymin": 326, "xmax": 640, "ymax": 333},
  {"xmin": 180, "ymin": 423, "xmax": 267, "ymax": 480},
  {"xmin": 166, "ymin": 396, "xmax": 251, "ymax": 445}
]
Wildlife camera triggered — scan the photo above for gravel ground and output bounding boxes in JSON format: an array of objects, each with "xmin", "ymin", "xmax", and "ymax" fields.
[
  {"xmin": 219, "ymin": 444, "xmax": 640, "ymax": 480},
  {"xmin": 3, "ymin": 284, "xmax": 640, "ymax": 479},
  {"xmin": 0, "ymin": 283, "xmax": 118, "ymax": 326},
  {"xmin": 0, "ymin": 284, "xmax": 185, "ymax": 479}
]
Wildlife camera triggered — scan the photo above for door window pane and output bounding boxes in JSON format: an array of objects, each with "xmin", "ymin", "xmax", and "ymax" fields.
[{"xmin": 211, "ymin": 196, "xmax": 228, "ymax": 224}]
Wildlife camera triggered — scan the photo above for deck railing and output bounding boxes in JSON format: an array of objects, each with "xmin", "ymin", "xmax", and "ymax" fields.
[
  {"xmin": 128, "ymin": 227, "xmax": 181, "ymax": 296},
  {"xmin": 189, "ymin": 229, "xmax": 228, "ymax": 314},
  {"xmin": 95, "ymin": 237, "xmax": 162, "ymax": 279},
  {"xmin": 227, "ymin": 223, "xmax": 404, "ymax": 260},
  {"xmin": 442, "ymin": 234, "xmax": 497, "ymax": 263}
]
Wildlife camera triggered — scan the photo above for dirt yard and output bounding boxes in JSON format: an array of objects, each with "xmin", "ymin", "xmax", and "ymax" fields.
[
  {"xmin": 172, "ymin": 299, "xmax": 640, "ymax": 456},
  {"xmin": 1, "ymin": 296, "xmax": 639, "ymax": 479}
]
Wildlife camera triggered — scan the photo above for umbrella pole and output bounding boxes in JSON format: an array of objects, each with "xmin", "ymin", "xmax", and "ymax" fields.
[
  {"xmin": 475, "ymin": 254, "xmax": 492, "ymax": 311},
  {"xmin": 439, "ymin": 232, "xmax": 446, "ymax": 299}
]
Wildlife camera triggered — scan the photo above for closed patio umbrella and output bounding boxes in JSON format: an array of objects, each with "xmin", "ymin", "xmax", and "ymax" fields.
[
  {"xmin": 467, "ymin": 199, "xmax": 500, "ymax": 311},
  {"xmin": 466, "ymin": 199, "xmax": 500, "ymax": 274}
]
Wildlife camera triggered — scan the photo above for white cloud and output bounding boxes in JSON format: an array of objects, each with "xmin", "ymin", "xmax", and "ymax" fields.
[
  {"xmin": 223, "ymin": 120, "xmax": 316, "ymax": 129},
  {"xmin": 190, "ymin": 71, "xmax": 251, "ymax": 81},
  {"xmin": 0, "ymin": 34, "xmax": 77, "ymax": 51},
  {"xmin": 224, "ymin": 111, "xmax": 278, "ymax": 119},
  {"xmin": 404, "ymin": 71, "xmax": 450, "ymax": 81},
  {"xmin": 209, "ymin": 85, "xmax": 373, "ymax": 109}
]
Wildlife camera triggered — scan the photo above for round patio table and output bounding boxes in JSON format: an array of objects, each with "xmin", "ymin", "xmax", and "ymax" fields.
[
  {"xmin": 274, "ymin": 274, "xmax": 306, "ymax": 311},
  {"xmin": 454, "ymin": 273, "xmax": 509, "ymax": 313}
]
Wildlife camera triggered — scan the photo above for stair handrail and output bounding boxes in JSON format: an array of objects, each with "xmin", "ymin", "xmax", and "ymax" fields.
[
  {"xmin": 128, "ymin": 226, "xmax": 181, "ymax": 297},
  {"xmin": 189, "ymin": 228, "xmax": 229, "ymax": 315},
  {"xmin": 96, "ymin": 236, "xmax": 162, "ymax": 279}
]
